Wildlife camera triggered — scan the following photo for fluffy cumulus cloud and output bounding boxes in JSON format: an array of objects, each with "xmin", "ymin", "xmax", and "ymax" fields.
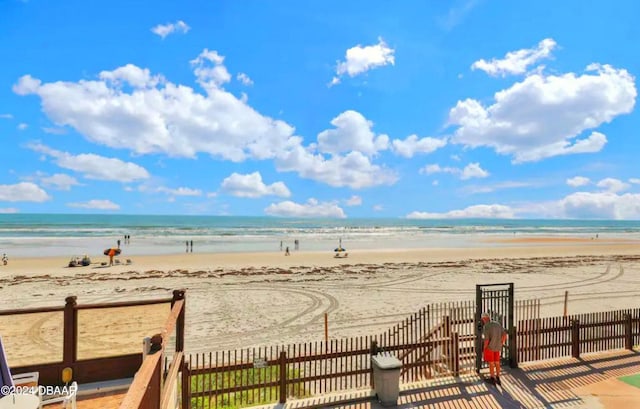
[
  {"xmin": 596, "ymin": 178, "xmax": 629, "ymax": 193},
  {"xmin": 330, "ymin": 37, "xmax": 395, "ymax": 86},
  {"xmin": 237, "ymin": 73, "xmax": 253, "ymax": 86},
  {"xmin": 39, "ymin": 173, "xmax": 80, "ymax": 191},
  {"xmin": 567, "ymin": 176, "xmax": 591, "ymax": 187},
  {"xmin": 13, "ymin": 50, "xmax": 400, "ymax": 190},
  {"xmin": 391, "ymin": 134, "xmax": 447, "ymax": 158},
  {"xmin": 151, "ymin": 20, "xmax": 190, "ymax": 39},
  {"xmin": 220, "ymin": 172, "xmax": 290, "ymax": 198},
  {"xmin": 265, "ymin": 198, "xmax": 346, "ymax": 218},
  {"xmin": 420, "ymin": 162, "xmax": 489, "ymax": 180},
  {"xmin": 471, "ymin": 38, "xmax": 556, "ymax": 77},
  {"xmin": 28, "ymin": 143, "xmax": 150, "ymax": 182},
  {"xmin": 558, "ymin": 192, "xmax": 640, "ymax": 219},
  {"xmin": 407, "ymin": 204, "xmax": 515, "ymax": 219},
  {"xmin": 0, "ymin": 182, "xmax": 50, "ymax": 202},
  {"xmin": 67, "ymin": 199, "xmax": 120, "ymax": 210},
  {"xmin": 630, "ymin": 178, "xmax": 640, "ymax": 185},
  {"xmin": 276, "ymin": 146, "xmax": 397, "ymax": 189},
  {"xmin": 317, "ymin": 110, "xmax": 389, "ymax": 156},
  {"xmin": 450, "ymin": 60, "xmax": 636, "ymax": 163},
  {"xmin": 13, "ymin": 52, "xmax": 296, "ymax": 163}
]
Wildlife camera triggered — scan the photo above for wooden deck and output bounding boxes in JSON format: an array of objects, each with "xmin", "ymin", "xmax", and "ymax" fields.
[
  {"xmin": 41, "ymin": 391, "xmax": 125, "ymax": 409},
  {"xmin": 252, "ymin": 349, "xmax": 640, "ymax": 408}
]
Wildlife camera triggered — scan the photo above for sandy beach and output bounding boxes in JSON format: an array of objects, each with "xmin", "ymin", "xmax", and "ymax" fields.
[{"xmin": 1, "ymin": 236, "xmax": 640, "ymax": 366}]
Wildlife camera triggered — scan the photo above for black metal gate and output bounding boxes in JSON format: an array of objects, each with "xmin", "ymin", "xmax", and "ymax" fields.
[{"xmin": 475, "ymin": 283, "xmax": 516, "ymax": 372}]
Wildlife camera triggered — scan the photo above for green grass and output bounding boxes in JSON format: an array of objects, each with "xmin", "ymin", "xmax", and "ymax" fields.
[
  {"xmin": 618, "ymin": 373, "xmax": 640, "ymax": 389},
  {"xmin": 189, "ymin": 365, "xmax": 310, "ymax": 409}
]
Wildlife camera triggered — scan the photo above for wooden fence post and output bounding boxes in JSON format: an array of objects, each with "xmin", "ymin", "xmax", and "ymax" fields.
[
  {"xmin": 172, "ymin": 289, "xmax": 186, "ymax": 352},
  {"xmin": 509, "ymin": 325, "xmax": 518, "ymax": 368},
  {"xmin": 625, "ymin": 314, "xmax": 633, "ymax": 350},
  {"xmin": 563, "ymin": 291, "xmax": 569, "ymax": 317},
  {"xmin": 63, "ymin": 296, "xmax": 78, "ymax": 368},
  {"xmin": 452, "ymin": 332, "xmax": 459, "ymax": 377},
  {"xmin": 181, "ymin": 360, "xmax": 191, "ymax": 409},
  {"xmin": 279, "ymin": 351, "xmax": 287, "ymax": 404},
  {"xmin": 571, "ymin": 320, "xmax": 580, "ymax": 358}
]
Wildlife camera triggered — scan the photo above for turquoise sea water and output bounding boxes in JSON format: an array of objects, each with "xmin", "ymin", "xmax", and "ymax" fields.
[{"xmin": 0, "ymin": 214, "xmax": 639, "ymax": 257}]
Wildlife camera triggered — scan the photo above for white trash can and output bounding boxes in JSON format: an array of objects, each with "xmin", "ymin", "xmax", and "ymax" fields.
[{"xmin": 371, "ymin": 352, "xmax": 402, "ymax": 406}]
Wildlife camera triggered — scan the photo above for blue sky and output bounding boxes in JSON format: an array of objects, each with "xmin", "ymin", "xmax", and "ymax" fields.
[{"xmin": 1, "ymin": 0, "xmax": 639, "ymax": 219}]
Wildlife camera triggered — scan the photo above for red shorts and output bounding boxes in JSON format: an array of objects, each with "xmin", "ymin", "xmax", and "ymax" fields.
[{"xmin": 483, "ymin": 349, "xmax": 501, "ymax": 362}]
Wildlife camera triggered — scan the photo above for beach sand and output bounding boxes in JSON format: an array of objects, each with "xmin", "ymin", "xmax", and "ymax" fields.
[{"xmin": 1, "ymin": 236, "xmax": 640, "ymax": 366}]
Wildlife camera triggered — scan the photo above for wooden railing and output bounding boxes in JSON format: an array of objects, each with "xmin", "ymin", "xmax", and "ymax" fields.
[
  {"xmin": 516, "ymin": 308, "xmax": 640, "ymax": 363},
  {"xmin": 0, "ymin": 293, "xmax": 177, "ymax": 386},
  {"xmin": 119, "ymin": 290, "xmax": 186, "ymax": 409}
]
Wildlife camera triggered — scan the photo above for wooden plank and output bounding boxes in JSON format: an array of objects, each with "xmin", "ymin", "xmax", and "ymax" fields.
[{"xmin": 160, "ymin": 352, "xmax": 183, "ymax": 409}]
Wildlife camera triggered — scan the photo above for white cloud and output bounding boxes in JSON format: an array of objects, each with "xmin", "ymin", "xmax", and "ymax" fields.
[
  {"xmin": 558, "ymin": 192, "xmax": 640, "ymax": 219},
  {"xmin": 39, "ymin": 173, "xmax": 80, "ymax": 191},
  {"xmin": 596, "ymin": 178, "xmax": 630, "ymax": 193},
  {"xmin": 373, "ymin": 204, "xmax": 384, "ymax": 211},
  {"xmin": 0, "ymin": 114, "xmax": 13, "ymax": 119},
  {"xmin": 463, "ymin": 181, "xmax": 533, "ymax": 194},
  {"xmin": 237, "ymin": 73, "xmax": 253, "ymax": 86},
  {"xmin": 407, "ymin": 204, "xmax": 515, "ymax": 219},
  {"xmin": 419, "ymin": 162, "xmax": 489, "ymax": 180},
  {"xmin": 0, "ymin": 182, "xmax": 50, "ymax": 202},
  {"xmin": 432, "ymin": 180, "xmax": 439, "ymax": 186},
  {"xmin": 630, "ymin": 178, "xmax": 640, "ymax": 185},
  {"xmin": 151, "ymin": 20, "xmax": 190, "ymax": 39},
  {"xmin": 449, "ymin": 64, "xmax": 636, "ymax": 163},
  {"xmin": 317, "ymin": 110, "xmax": 389, "ymax": 156},
  {"xmin": 460, "ymin": 163, "xmax": 489, "ymax": 180},
  {"xmin": 147, "ymin": 186, "xmax": 202, "ymax": 197},
  {"xmin": 42, "ymin": 127, "xmax": 67, "ymax": 135},
  {"xmin": 345, "ymin": 195, "xmax": 362, "ymax": 206},
  {"xmin": 17, "ymin": 123, "xmax": 28, "ymax": 130},
  {"xmin": 437, "ymin": 0, "xmax": 479, "ymax": 30},
  {"xmin": 0, "ymin": 208, "xmax": 19, "ymax": 213},
  {"xmin": 14, "ymin": 51, "xmax": 297, "ymax": 163},
  {"xmin": 331, "ymin": 37, "xmax": 395, "ymax": 85},
  {"xmin": 471, "ymin": 38, "xmax": 556, "ymax": 77},
  {"xmin": 265, "ymin": 198, "xmax": 346, "ymax": 218},
  {"xmin": 99, "ymin": 64, "xmax": 163, "ymax": 88},
  {"xmin": 67, "ymin": 199, "xmax": 120, "ymax": 210},
  {"xmin": 14, "ymin": 51, "xmax": 399, "ymax": 190},
  {"xmin": 191, "ymin": 49, "xmax": 232, "ymax": 89},
  {"xmin": 566, "ymin": 176, "xmax": 591, "ymax": 187},
  {"xmin": 220, "ymin": 172, "xmax": 290, "ymax": 198},
  {"xmin": 28, "ymin": 143, "xmax": 150, "ymax": 182},
  {"xmin": 276, "ymin": 147, "xmax": 397, "ymax": 189},
  {"xmin": 391, "ymin": 134, "xmax": 447, "ymax": 158}
]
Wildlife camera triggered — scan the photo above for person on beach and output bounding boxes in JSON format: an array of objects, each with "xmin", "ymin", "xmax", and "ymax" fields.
[
  {"xmin": 481, "ymin": 312, "xmax": 507, "ymax": 386},
  {"xmin": 117, "ymin": 239, "xmax": 121, "ymax": 249},
  {"xmin": 285, "ymin": 246, "xmax": 290, "ymax": 256},
  {"xmin": 190, "ymin": 240, "xmax": 193, "ymax": 253},
  {"xmin": 2, "ymin": 253, "xmax": 7, "ymax": 265},
  {"xmin": 186, "ymin": 240, "xmax": 189, "ymax": 253},
  {"xmin": 108, "ymin": 248, "xmax": 116, "ymax": 266}
]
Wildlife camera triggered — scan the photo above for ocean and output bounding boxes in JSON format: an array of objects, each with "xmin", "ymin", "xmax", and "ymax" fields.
[{"xmin": 0, "ymin": 214, "xmax": 639, "ymax": 258}]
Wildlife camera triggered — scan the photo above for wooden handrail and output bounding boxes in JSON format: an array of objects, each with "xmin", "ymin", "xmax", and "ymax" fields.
[
  {"xmin": 161, "ymin": 300, "xmax": 184, "ymax": 347},
  {"xmin": 160, "ymin": 352, "xmax": 183, "ymax": 409},
  {"xmin": 119, "ymin": 351, "xmax": 163, "ymax": 409}
]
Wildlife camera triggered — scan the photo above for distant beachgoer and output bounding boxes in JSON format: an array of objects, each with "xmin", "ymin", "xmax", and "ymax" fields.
[
  {"xmin": 190, "ymin": 240, "xmax": 193, "ymax": 253},
  {"xmin": 481, "ymin": 312, "xmax": 507, "ymax": 386},
  {"xmin": 186, "ymin": 240, "xmax": 189, "ymax": 253},
  {"xmin": 108, "ymin": 248, "xmax": 116, "ymax": 266},
  {"xmin": 2, "ymin": 253, "xmax": 7, "ymax": 266},
  {"xmin": 280, "ymin": 241, "xmax": 283, "ymax": 251},
  {"xmin": 294, "ymin": 239, "xmax": 299, "ymax": 250},
  {"xmin": 117, "ymin": 239, "xmax": 121, "ymax": 249},
  {"xmin": 285, "ymin": 247, "xmax": 290, "ymax": 256}
]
